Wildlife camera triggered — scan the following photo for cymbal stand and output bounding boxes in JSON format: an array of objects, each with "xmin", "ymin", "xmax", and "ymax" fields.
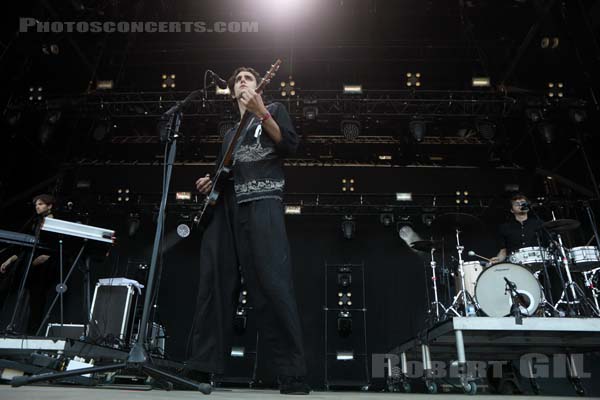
[
  {"xmin": 582, "ymin": 267, "xmax": 600, "ymax": 315},
  {"xmin": 446, "ymin": 229, "xmax": 478, "ymax": 317},
  {"xmin": 428, "ymin": 247, "xmax": 450, "ymax": 321}
]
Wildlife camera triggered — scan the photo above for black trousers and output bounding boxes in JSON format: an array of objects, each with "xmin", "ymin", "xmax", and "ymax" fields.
[{"xmin": 188, "ymin": 187, "xmax": 306, "ymax": 377}]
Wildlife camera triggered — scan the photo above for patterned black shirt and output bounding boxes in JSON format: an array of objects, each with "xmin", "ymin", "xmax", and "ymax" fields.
[{"xmin": 219, "ymin": 102, "xmax": 298, "ymax": 204}]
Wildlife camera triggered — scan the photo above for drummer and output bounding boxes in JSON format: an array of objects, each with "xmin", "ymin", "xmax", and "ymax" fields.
[{"xmin": 490, "ymin": 193, "xmax": 545, "ymax": 264}]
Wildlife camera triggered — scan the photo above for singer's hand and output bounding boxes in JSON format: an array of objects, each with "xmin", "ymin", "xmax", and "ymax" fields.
[
  {"xmin": 196, "ymin": 174, "xmax": 212, "ymax": 195},
  {"xmin": 238, "ymin": 88, "xmax": 267, "ymax": 116}
]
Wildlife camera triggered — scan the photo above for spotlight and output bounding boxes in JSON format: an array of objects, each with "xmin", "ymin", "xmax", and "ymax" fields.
[
  {"xmin": 3, "ymin": 109, "xmax": 21, "ymax": 127},
  {"xmin": 161, "ymin": 74, "xmax": 176, "ymax": 89},
  {"xmin": 337, "ymin": 310, "xmax": 352, "ymax": 337},
  {"xmin": 176, "ymin": 223, "xmax": 191, "ymax": 238},
  {"xmin": 337, "ymin": 269, "xmax": 352, "ymax": 287},
  {"xmin": 379, "ymin": 213, "xmax": 394, "ymax": 227},
  {"xmin": 96, "ymin": 80, "xmax": 114, "ymax": 90},
  {"xmin": 395, "ymin": 192, "xmax": 412, "ymax": 201},
  {"xmin": 569, "ymin": 108, "xmax": 587, "ymax": 124},
  {"xmin": 336, "ymin": 351, "xmax": 354, "ymax": 361},
  {"xmin": 406, "ymin": 72, "xmax": 421, "ymax": 87},
  {"xmin": 303, "ymin": 106, "xmax": 318, "ymax": 121},
  {"xmin": 231, "ymin": 346, "xmax": 245, "ymax": 358},
  {"xmin": 341, "ymin": 178, "xmax": 355, "ymax": 192},
  {"xmin": 341, "ymin": 119, "xmax": 361, "ymax": 140},
  {"xmin": 176, "ymin": 192, "xmax": 192, "ymax": 201},
  {"xmin": 422, "ymin": 213, "xmax": 435, "ymax": 227},
  {"xmin": 472, "ymin": 77, "xmax": 491, "ymax": 87},
  {"xmin": 343, "ymin": 84, "xmax": 363, "ymax": 95},
  {"xmin": 215, "ymin": 86, "xmax": 231, "ymax": 96},
  {"xmin": 28, "ymin": 86, "xmax": 43, "ymax": 102},
  {"xmin": 285, "ymin": 205, "xmax": 302, "ymax": 215},
  {"xmin": 537, "ymin": 122, "xmax": 555, "ymax": 144},
  {"xmin": 92, "ymin": 121, "xmax": 110, "ymax": 141},
  {"xmin": 525, "ymin": 108, "xmax": 543, "ymax": 123},
  {"xmin": 281, "ymin": 75, "xmax": 297, "ymax": 97},
  {"xmin": 476, "ymin": 119, "xmax": 495, "ymax": 140},
  {"xmin": 127, "ymin": 213, "xmax": 140, "ymax": 237},
  {"xmin": 547, "ymin": 82, "xmax": 563, "ymax": 98},
  {"xmin": 409, "ymin": 120, "xmax": 426, "ymax": 142},
  {"xmin": 341, "ymin": 216, "xmax": 355, "ymax": 240}
]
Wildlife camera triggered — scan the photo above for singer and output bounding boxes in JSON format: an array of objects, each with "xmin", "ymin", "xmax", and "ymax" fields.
[
  {"xmin": 490, "ymin": 193, "xmax": 544, "ymax": 264},
  {"xmin": 188, "ymin": 67, "xmax": 309, "ymax": 394}
]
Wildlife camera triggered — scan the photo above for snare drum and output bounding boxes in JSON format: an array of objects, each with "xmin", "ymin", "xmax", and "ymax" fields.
[
  {"xmin": 508, "ymin": 247, "xmax": 549, "ymax": 271},
  {"xmin": 568, "ymin": 246, "xmax": 600, "ymax": 271},
  {"xmin": 455, "ymin": 261, "xmax": 483, "ymax": 295}
]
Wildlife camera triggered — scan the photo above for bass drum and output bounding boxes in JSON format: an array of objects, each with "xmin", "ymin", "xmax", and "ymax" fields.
[{"xmin": 475, "ymin": 263, "xmax": 542, "ymax": 317}]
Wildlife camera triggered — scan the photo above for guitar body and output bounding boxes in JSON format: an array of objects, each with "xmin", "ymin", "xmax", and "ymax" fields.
[{"xmin": 193, "ymin": 59, "xmax": 281, "ymax": 230}]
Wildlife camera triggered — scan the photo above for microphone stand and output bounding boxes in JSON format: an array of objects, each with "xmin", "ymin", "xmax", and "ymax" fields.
[
  {"xmin": 504, "ymin": 277, "xmax": 523, "ymax": 325},
  {"xmin": 11, "ymin": 86, "xmax": 213, "ymax": 394}
]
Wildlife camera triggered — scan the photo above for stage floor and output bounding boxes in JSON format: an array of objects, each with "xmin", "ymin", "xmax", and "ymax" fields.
[{"xmin": 0, "ymin": 385, "xmax": 576, "ymax": 399}]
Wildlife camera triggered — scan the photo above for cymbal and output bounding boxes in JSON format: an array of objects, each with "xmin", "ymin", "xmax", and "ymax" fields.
[
  {"xmin": 432, "ymin": 213, "xmax": 483, "ymax": 234},
  {"xmin": 542, "ymin": 219, "xmax": 581, "ymax": 232},
  {"xmin": 410, "ymin": 240, "xmax": 443, "ymax": 252}
]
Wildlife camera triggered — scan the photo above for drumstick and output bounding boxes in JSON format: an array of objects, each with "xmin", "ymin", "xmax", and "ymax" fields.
[{"xmin": 467, "ymin": 250, "xmax": 491, "ymax": 262}]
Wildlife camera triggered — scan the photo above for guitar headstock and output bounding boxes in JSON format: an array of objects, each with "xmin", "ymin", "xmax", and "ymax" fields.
[{"xmin": 255, "ymin": 59, "xmax": 282, "ymax": 93}]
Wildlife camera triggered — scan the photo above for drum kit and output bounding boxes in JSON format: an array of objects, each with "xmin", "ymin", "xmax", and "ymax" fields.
[{"xmin": 413, "ymin": 212, "xmax": 600, "ymax": 323}]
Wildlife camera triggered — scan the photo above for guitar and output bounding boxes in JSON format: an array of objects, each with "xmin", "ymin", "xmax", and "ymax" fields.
[{"xmin": 193, "ymin": 59, "xmax": 282, "ymax": 230}]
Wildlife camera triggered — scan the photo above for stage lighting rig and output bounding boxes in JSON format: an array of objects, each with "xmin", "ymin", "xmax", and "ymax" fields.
[{"xmin": 161, "ymin": 74, "xmax": 176, "ymax": 89}]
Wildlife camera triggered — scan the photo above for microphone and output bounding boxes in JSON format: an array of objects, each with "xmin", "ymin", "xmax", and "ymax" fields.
[
  {"xmin": 468, "ymin": 250, "xmax": 491, "ymax": 262},
  {"xmin": 518, "ymin": 201, "xmax": 530, "ymax": 211},
  {"xmin": 208, "ymin": 70, "xmax": 228, "ymax": 88}
]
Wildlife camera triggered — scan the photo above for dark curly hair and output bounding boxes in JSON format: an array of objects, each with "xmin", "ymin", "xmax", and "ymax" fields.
[
  {"xmin": 32, "ymin": 193, "xmax": 56, "ymax": 207},
  {"xmin": 227, "ymin": 67, "xmax": 261, "ymax": 100}
]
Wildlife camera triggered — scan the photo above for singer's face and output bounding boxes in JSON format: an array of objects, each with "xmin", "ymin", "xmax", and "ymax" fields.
[
  {"xmin": 233, "ymin": 71, "xmax": 257, "ymax": 99},
  {"xmin": 35, "ymin": 199, "xmax": 52, "ymax": 215},
  {"xmin": 511, "ymin": 200, "xmax": 528, "ymax": 215}
]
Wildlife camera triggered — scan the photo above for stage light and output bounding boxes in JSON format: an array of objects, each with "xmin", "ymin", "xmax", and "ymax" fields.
[
  {"xmin": 341, "ymin": 178, "xmax": 355, "ymax": 192},
  {"xmin": 337, "ymin": 266, "xmax": 352, "ymax": 288},
  {"xmin": 215, "ymin": 86, "xmax": 231, "ymax": 96},
  {"xmin": 395, "ymin": 192, "xmax": 412, "ymax": 201},
  {"xmin": 341, "ymin": 119, "xmax": 361, "ymax": 140},
  {"xmin": 281, "ymin": 76, "xmax": 297, "ymax": 97},
  {"xmin": 176, "ymin": 192, "xmax": 192, "ymax": 201},
  {"xmin": 525, "ymin": 108, "xmax": 543, "ymax": 123},
  {"xmin": 285, "ymin": 205, "xmax": 302, "ymax": 215},
  {"xmin": 231, "ymin": 346, "xmax": 245, "ymax": 358},
  {"xmin": 303, "ymin": 106, "xmax": 318, "ymax": 121},
  {"xmin": 28, "ymin": 86, "xmax": 43, "ymax": 102},
  {"xmin": 337, "ymin": 311, "xmax": 352, "ymax": 337},
  {"xmin": 476, "ymin": 119, "xmax": 495, "ymax": 140},
  {"xmin": 406, "ymin": 72, "xmax": 421, "ymax": 87},
  {"xmin": 96, "ymin": 80, "xmax": 114, "ymax": 90},
  {"xmin": 409, "ymin": 120, "xmax": 426, "ymax": 142},
  {"xmin": 343, "ymin": 84, "xmax": 363, "ymax": 95},
  {"xmin": 537, "ymin": 122, "xmax": 555, "ymax": 144},
  {"xmin": 547, "ymin": 82, "xmax": 563, "ymax": 98},
  {"xmin": 569, "ymin": 108, "xmax": 587, "ymax": 124},
  {"xmin": 176, "ymin": 223, "xmax": 191, "ymax": 238},
  {"xmin": 379, "ymin": 213, "xmax": 394, "ymax": 227},
  {"xmin": 378, "ymin": 155, "xmax": 392, "ymax": 161},
  {"xmin": 161, "ymin": 74, "xmax": 176, "ymax": 89},
  {"xmin": 341, "ymin": 216, "xmax": 355, "ymax": 240},
  {"xmin": 127, "ymin": 213, "xmax": 140, "ymax": 237},
  {"xmin": 336, "ymin": 351, "xmax": 354, "ymax": 361},
  {"xmin": 472, "ymin": 77, "xmax": 491, "ymax": 87},
  {"xmin": 422, "ymin": 213, "xmax": 435, "ymax": 227}
]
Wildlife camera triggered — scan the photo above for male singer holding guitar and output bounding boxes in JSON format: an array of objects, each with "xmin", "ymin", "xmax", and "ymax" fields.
[{"xmin": 189, "ymin": 67, "xmax": 309, "ymax": 394}]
